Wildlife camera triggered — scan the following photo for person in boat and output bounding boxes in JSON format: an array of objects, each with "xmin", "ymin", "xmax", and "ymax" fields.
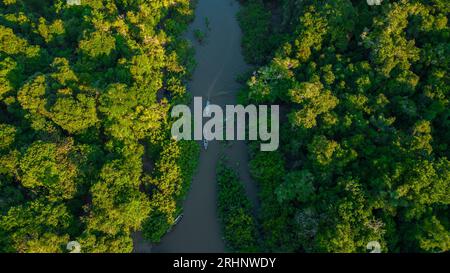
[{"xmin": 205, "ymin": 100, "xmax": 211, "ymax": 115}]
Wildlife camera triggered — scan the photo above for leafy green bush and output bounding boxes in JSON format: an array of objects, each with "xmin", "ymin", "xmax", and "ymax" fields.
[
  {"xmin": 194, "ymin": 29, "xmax": 206, "ymax": 44},
  {"xmin": 142, "ymin": 210, "xmax": 171, "ymax": 244},
  {"xmin": 217, "ymin": 159, "xmax": 259, "ymax": 252},
  {"xmin": 237, "ymin": 0, "xmax": 277, "ymax": 65}
]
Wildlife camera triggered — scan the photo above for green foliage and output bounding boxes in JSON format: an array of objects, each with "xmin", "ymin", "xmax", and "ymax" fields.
[
  {"xmin": 0, "ymin": 0, "xmax": 197, "ymax": 252},
  {"xmin": 141, "ymin": 210, "xmax": 171, "ymax": 244},
  {"xmin": 217, "ymin": 159, "xmax": 259, "ymax": 252},
  {"xmin": 237, "ymin": 0, "xmax": 278, "ymax": 65},
  {"xmin": 0, "ymin": 199, "xmax": 73, "ymax": 253},
  {"xmin": 242, "ymin": 0, "xmax": 450, "ymax": 253},
  {"xmin": 19, "ymin": 140, "xmax": 78, "ymax": 201},
  {"xmin": 141, "ymin": 140, "xmax": 200, "ymax": 242},
  {"xmin": 194, "ymin": 28, "xmax": 206, "ymax": 44},
  {"xmin": 0, "ymin": 124, "xmax": 16, "ymax": 150}
]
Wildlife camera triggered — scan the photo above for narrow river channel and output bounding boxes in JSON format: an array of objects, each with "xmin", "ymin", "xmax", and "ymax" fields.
[{"xmin": 134, "ymin": 0, "xmax": 259, "ymax": 253}]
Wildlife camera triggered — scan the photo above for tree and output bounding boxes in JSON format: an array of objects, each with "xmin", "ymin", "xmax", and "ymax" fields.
[
  {"xmin": 217, "ymin": 159, "xmax": 259, "ymax": 252},
  {"xmin": 240, "ymin": 0, "xmax": 449, "ymax": 252},
  {"xmin": 0, "ymin": 0, "xmax": 197, "ymax": 253}
]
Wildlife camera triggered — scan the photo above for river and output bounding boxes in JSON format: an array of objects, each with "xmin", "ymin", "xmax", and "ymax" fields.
[{"xmin": 133, "ymin": 0, "xmax": 259, "ymax": 253}]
